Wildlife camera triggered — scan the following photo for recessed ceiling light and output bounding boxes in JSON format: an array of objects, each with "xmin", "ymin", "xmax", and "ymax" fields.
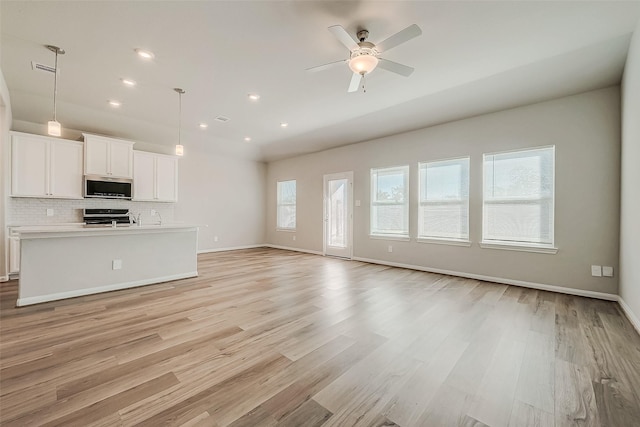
[
  {"xmin": 199, "ymin": 123, "xmax": 208, "ymax": 129},
  {"xmin": 280, "ymin": 122, "xmax": 289, "ymax": 128},
  {"xmin": 108, "ymin": 100, "xmax": 121, "ymax": 107},
  {"xmin": 244, "ymin": 137, "xmax": 252, "ymax": 142},
  {"xmin": 247, "ymin": 93, "xmax": 260, "ymax": 101},
  {"xmin": 121, "ymin": 78, "xmax": 136, "ymax": 87},
  {"xmin": 135, "ymin": 48, "xmax": 154, "ymax": 60}
]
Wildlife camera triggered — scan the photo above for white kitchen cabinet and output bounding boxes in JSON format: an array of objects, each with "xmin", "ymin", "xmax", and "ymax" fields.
[
  {"xmin": 11, "ymin": 132, "xmax": 83, "ymax": 199},
  {"xmin": 83, "ymin": 133, "xmax": 134, "ymax": 178},
  {"xmin": 9, "ymin": 234, "xmax": 20, "ymax": 274},
  {"xmin": 133, "ymin": 151, "xmax": 178, "ymax": 202}
]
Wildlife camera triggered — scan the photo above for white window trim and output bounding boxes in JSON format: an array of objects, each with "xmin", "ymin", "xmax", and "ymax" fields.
[
  {"xmin": 416, "ymin": 237, "xmax": 472, "ymax": 247},
  {"xmin": 276, "ymin": 180, "xmax": 296, "ymax": 231},
  {"xmin": 370, "ymin": 165, "xmax": 410, "ymax": 238},
  {"xmin": 479, "ymin": 241, "xmax": 558, "ymax": 254},
  {"xmin": 417, "ymin": 157, "xmax": 470, "ymax": 241},
  {"xmin": 482, "ymin": 146, "xmax": 556, "ymax": 249},
  {"xmin": 369, "ymin": 234, "xmax": 411, "ymax": 242}
]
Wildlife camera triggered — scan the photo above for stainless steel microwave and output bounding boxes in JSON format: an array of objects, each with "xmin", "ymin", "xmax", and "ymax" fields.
[{"xmin": 84, "ymin": 175, "xmax": 132, "ymax": 200}]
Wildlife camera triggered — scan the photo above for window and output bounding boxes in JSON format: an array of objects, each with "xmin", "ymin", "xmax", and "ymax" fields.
[
  {"xmin": 277, "ymin": 180, "xmax": 296, "ymax": 230},
  {"xmin": 370, "ymin": 166, "xmax": 409, "ymax": 237},
  {"xmin": 418, "ymin": 157, "xmax": 470, "ymax": 241},
  {"xmin": 483, "ymin": 146, "xmax": 555, "ymax": 247}
]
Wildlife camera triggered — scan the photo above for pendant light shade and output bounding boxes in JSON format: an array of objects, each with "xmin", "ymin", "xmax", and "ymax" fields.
[
  {"xmin": 174, "ymin": 88, "xmax": 185, "ymax": 156},
  {"xmin": 46, "ymin": 45, "xmax": 65, "ymax": 136},
  {"xmin": 47, "ymin": 120, "xmax": 61, "ymax": 136}
]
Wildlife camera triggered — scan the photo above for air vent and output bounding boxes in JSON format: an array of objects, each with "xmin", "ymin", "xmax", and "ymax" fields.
[
  {"xmin": 214, "ymin": 116, "xmax": 230, "ymax": 123},
  {"xmin": 31, "ymin": 61, "xmax": 56, "ymax": 74}
]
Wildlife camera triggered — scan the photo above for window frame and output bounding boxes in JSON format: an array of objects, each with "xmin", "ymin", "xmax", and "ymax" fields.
[
  {"xmin": 276, "ymin": 179, "xmax": 297, "ymax": 231},
  {"xmin": 417, "ymin": 156, "xmax": 470, "ymax": 245},
  {"xmin": 481, "ymin": 145, "xmax": 557, "ymax": 253},
  {"xmin": 369, "ymin": 165, "xmax": 410, "ymax": 239}
]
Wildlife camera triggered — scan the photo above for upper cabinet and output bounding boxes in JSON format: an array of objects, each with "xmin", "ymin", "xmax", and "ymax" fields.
[
  {"xmin": 133, "ymin": 151, "xmax": 178, "ymax": 202},
  {"xmin": 11, "ymin": 132, "xmax": 83, "ymax": 199},
  {"xmin": 83, "ymin": 133, "xmax": 134, "ymax": 178}
]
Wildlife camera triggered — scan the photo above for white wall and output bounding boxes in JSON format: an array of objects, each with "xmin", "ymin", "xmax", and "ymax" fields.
[
  {"xmin": 267, "ymin": 87, "xmax": 621, "ymax": 295},
  {"xmin": 620, "ymin": 23, "xmax": 640, "ymax": 323},
  {"xmin": 0, "ymin": 69, "xmax": 13, "ymax": 280},
  {"xmin": 174, "ymin": 144, "xmax": 266, "ymax": 252}
]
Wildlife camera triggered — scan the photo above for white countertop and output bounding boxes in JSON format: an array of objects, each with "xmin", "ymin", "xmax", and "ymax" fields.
[{"xmin": 12, "ymin": 223, "xmax": 202, "ymax": 239}]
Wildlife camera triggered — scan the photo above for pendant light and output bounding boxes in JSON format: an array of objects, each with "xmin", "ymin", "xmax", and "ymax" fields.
[
  {"xmin": 174, "ymin": 88, "xmax": 185, "ymax": 156},
  {"xmin": 46, "ymin": 45, "xmax": 65, "ymax": 136}
]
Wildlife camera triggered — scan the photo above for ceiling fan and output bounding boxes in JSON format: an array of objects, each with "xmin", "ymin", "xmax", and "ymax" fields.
[{"xmin": 307, "ymin": 24, "xmax": 422, "ymax": 92}]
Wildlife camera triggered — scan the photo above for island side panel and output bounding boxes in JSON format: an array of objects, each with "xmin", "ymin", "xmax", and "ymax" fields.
[{"xmin": 18, "ymin": 228, "xmax": 198, "ymax": 305}]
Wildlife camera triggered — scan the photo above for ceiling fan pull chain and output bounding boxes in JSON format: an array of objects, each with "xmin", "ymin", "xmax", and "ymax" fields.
[{"xmin": 362, "ymin": 73, "xmax": 367, "ymax": 93}]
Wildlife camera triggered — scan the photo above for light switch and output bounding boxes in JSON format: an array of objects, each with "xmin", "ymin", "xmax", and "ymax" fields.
[
  {"xmin": 46, "ymin": 208, "xmax": 54, "ymax": 217},
  {"xmin": 602, "ymin": 266, "xmax": 614, "ymax": 277},
  {"xmin": 591, "ymin": 265, "xmax": 602, "ymax": 277},
  {"xmin": 388, "ymin": 245, "xmax": 393, "ymax": 253},
  {"xmin": 355, "ymin": 200, "xmax": 361, "ymax": 207}
]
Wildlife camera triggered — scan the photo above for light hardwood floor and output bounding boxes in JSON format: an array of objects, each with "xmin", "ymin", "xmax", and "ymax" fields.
[{"xmin": 1, "ymin": 248, "xmax": 639, "ymax": 426}]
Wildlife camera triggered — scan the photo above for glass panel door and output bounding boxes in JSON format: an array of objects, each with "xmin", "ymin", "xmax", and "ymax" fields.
[{"xmin": 324, "ymin": 172, "xmax": 353, "ymax": 258}]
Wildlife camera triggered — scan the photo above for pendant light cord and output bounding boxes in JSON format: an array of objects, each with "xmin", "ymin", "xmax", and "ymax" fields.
[
  {"xmin": 178, "ymin": 91, "xmax": 182, "ymax": 145},
  {"xmin": 53, "ymin": 50, "xmax": 59, "ymax": 122}
]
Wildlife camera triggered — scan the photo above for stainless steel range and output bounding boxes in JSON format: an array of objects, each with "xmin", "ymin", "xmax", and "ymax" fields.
[{"xmin": 83, "ymin": 208, "xmax": 132, "ymax": 226}]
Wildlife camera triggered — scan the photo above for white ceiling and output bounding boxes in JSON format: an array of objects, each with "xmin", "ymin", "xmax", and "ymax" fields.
[{"xmin": 1, "ymin": 1, "xmax": 639, "ymax": 162}]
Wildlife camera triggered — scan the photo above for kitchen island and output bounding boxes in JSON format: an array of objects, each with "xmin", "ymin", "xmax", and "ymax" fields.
[{"xmin": 15, "ymin": 224, "xmax": 198, "ymax": 306}]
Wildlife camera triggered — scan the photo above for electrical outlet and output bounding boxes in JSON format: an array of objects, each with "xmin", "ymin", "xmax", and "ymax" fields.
[
  {"xmin": 46, "ymin": 208, "xmax": 54, "ymax": 217},
  {"xmin": 292, "ymin": 235, "xmax": 296, "ymax": 241},
  {"xmin": 388, "ymin": 245, "xmax": 393, "ymax": 253},
  {"xmin": 591, "ymin": 265, "xmax": 602, "ymax": 277},
  {"xmin": 112, "ymin": 259, "xmax": 122, "ymax": 270},
  {"xmin": 602, "ymin": 266, "xmax": 614, "ymax": 277},
  {"xmin": 214, "ymin": 236, "xmax": 218, "ymax": 242},
  {"xmin": 150, "ymin": 209, "xmax": 156, "ymax": 216}
]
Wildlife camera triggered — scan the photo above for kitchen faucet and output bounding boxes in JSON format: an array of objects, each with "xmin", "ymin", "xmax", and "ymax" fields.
[
  {"xmin": 126, "ymin": 212, "xmax": 138, "ymax": 225},
  {"xmin": 153, "ymin": 211, "xmax": 162, "ymax": 225}
]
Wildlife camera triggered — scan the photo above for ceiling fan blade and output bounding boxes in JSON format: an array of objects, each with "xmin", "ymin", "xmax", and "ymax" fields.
[
  {"xmin": 348, "ymin": 73, "xmax": 362, "ymax": 92},
  {"xmin": 377, "ymin": 58, "xmax": 415, "ymax": 77},
  {"xmin": 305, "ymin": 59, "xmax": 347, "ymax": 73},
  {"xmin": 375, "ymin": 24, "xmax": 422, "ymax": 53},
  {"xmin": 328, "ymin": 25, "xmax": 359, "ymax": 51}
]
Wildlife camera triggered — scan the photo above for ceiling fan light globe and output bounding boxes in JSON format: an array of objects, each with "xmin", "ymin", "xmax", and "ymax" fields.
[{"xmin": 349, "ymin": 55, "xmax": 378, "ymax": 75}]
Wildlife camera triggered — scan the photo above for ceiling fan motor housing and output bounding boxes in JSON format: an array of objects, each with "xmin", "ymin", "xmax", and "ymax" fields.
[{"xmin": 350, "ymin": 42, "xmax": 378, "ymax": 59}]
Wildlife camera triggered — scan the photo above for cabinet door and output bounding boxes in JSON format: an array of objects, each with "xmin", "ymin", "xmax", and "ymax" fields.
[
  {"xmin": 85, "ymin": 137, "xmax": 109, "ymax": 176},
  {"xmin": 11, "ymin": 134, "xmax": 49, "ymax": 197},
  {"xmin": 155, "ymin": 156, "xmax": 178, "ymax": 202},
  {"xmin": 50, "ymin": 139, "xmax": 83, "ymax": 198},
  {"xmin": 133, "ymin": 152, "xmax": 155, "ymax": 200},
  {"xmin": 109, "ymin": 141, "xmax": 133, "ymax": 178},
  {"xmin": 9, "ymin": 236, "xmax": 20, "ymax": 274}
]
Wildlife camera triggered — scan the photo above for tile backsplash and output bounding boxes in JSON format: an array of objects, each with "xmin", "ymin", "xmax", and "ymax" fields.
[{"xmin": 8, "ymin": 197, "xmax": 175, "ymax": 226}]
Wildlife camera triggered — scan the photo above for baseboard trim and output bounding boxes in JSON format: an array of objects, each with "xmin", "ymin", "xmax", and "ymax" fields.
[
  {"xmin": 0, "ymin": 275, "xmax": 8, "ymax": 283},
  {"xmin": 352, "ymin": 256, "xmax": 618, "ymax": 302},
  {"xmin": 16, "ymin": 271, "xmax": 199, "ymax": 307},
  {"xmin": 617, "ymin": 296, "xmax": 640, "ymax": 335},
  {"xmin": 265, "ymin": 244, "xmax": 323, "ymax": 256},
  {"xmin": 198, "ymin": 244, "xmax": 265, "ymax": 254}
]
